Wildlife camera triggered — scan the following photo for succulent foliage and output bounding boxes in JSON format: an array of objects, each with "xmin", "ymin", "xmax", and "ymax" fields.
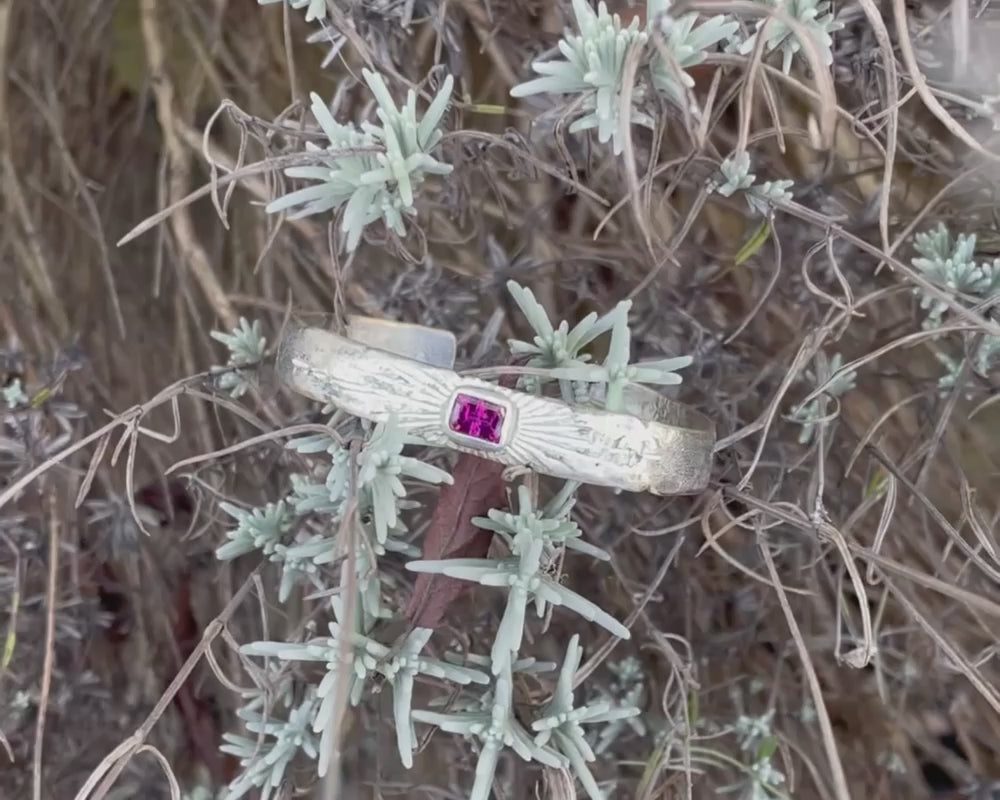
[
  {"xmin": 738, "ymin": 0, "xmax": 843, "ymax": 75},
  {"xmin": 266, "ymin": 70, "xmax": 453, "ymax": 251},
  {"xmin": 511, "ymin": 0, "xmax": 738, "ymax": 153}
]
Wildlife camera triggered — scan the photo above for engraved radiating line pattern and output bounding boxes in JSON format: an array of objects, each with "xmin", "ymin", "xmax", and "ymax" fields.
[
  {"xmin": 290, "ymin": 347, "xmax": 657, "ymax": 488},
  {"xmin": 503, "ymin": 392, "xmax": 625, "ymax": 472},
  {"xmin": 280, "ymin": 328, "xmax": 713, "ymax": 495}
]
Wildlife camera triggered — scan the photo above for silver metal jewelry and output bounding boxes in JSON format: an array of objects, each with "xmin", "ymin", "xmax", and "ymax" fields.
[
  {"xmin": 276, "ymin": 320, "xmax": 715, "ymax": 495},
  {"xmin": 345, "ymin": 316, "xmax": 457, "ymax": 369}
]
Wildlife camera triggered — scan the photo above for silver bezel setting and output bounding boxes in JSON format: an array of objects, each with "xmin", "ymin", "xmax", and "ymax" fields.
[{"xmin": 441, "ymin": 385, "xmax": 517, "ymax": 452}]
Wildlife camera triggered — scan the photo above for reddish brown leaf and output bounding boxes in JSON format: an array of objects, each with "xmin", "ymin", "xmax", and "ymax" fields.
[{"xmin": 405, "ymin": 453, "xmax": 507, "ymax": 629}]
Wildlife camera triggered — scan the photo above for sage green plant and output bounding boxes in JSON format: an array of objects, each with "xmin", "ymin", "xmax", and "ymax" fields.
[
  {"xmin": 911, "ymin": 223, "xmax": 1000, "ymax": 326},
  {"xmin": 208, "ymin": 285, "xmax": 652, "ymax": 800},
  {"xmin": 788, "ymin": 351, "xmax": 856, "ymax": 444},
  {"xmin": 1, "ymin": 378, "xmax": 27, "ymax": 408},
  {"xmin": 510, "ymin": 0, "xmax": 650, "ymax": 155},
  {"xmin": 242, "ymin": 596, "xmax": 489, "ymax": 772},
  {"xmin": 265, "ymin": 69, "xmax": 454, "ymax": 252},
  {"xmin": 592, "ymin": 655, "xmax": 648, "ymax": 754},
  {"xmin": 712, "ymin": 152, "xmax": 794, "ymax": 217},
  {"xmin": 907, "ymin": 223, "xmax": 1000, "ymax": 387},
  {"xmin": 507, "ymin": 280, "xmax": 692, "ymax": 410},
  {"xmin": 220, "ymin": 686, "xmax": 320, "ymax": 800},
  {"xmin": 511, "ymin": 0, "xmax": 737, "ymax": 153},
  {"xmin": 210, "ymin": 282, "xmax": 670, "ymax": 799},
  {"xmin": 413, "ymin": 661, "xmax": 566, "ymax": 800},
  {"xmin": 214, "ymin": 501, "xmax": 293, "ymax": 561},
  {"xmin": 210, "ymin": 317, "xmax": 267, "ymax": 399},
  {"xmin": 549, "ymin": 298, "xmax": 692, "ymax": 411},
  {"xmin": 407, "ymin": 529, "xmax": 628, "ymax": 676},
  {"xmin": 647, "ymin": 0, "xmax": 738, "ymax": 109},
  {"xmin": 738, "ymin": 0, "xmax": 843, "ymax": 75},
  {"xmin": 532, "ymin": 635, "xmax": 642, "ymax": 800}
]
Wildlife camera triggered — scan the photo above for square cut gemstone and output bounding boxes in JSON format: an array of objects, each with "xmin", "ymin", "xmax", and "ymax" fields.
[{"xmin": 448, "ymin": 392, "xmax": 506, "ymax": 444}]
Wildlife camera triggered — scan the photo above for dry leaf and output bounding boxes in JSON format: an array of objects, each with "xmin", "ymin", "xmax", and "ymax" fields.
[{"xmin": 405, "ymin": 453, "xmax": 507, "ymax": 628}]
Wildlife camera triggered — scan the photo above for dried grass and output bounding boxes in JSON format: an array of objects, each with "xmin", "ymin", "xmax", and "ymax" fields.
[{"xmin": 2, "ymin": 0, "xmax": 1000, "ymax": 798}]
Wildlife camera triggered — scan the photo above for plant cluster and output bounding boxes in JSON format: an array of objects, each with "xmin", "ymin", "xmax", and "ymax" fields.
[
  {"xmin": 1, "ymin": 357, "xmax": 86, "ymax": 481},
  {"xmin": 11, "ymin": 0, "xmax": 1000, "ymax": 798},
  {"xmin": 590, "ymin": 655, "xmax": 648, "ymax": 754},
  {"xmin": 909, "ymin": 222, "xmax": 1000, "ymax": 386},
  {"xmin": 0, "ymin": 347, "xmax": 96, "ymax": 796},
  {"xmin": 730, "ymin": 710, "xmax": 786, "ymax": 799},
  {"xmin": 264, "ymin": 69, "xmax": 454, "ymax": 252},
  {"xmin": 788, "ymin": 351, "xmax": 857, "ymax": 445},
  {"xmin": 263, "ymin": 0, "xmax": 841, "ymax": 169},
  {"xmin": 511, "ymin": 0, "xmax": 737, "ymax": 154},
  {"xmin": 711, "ymin": 151, "xmax": 795, "ymax": 217},
  {"xmin": 201, "ymin": 276, "xmax": 704, "ymax": 798},
  {"xmin": 509, "ymin": 0, "xmax": 841, "ymax": 155},
  {"xmin": 737, "ymin": 0, "xmax": 843, "ymax": 75},
  {"xmin": 210, "ymin": 317, "xmax": 268, "ymax": 398},
  {"xmin": 257, "ymin": 0, "xmax": 822, "ymax": 261},
  {"xmin": 507, "ymin": 279, "xmax": 692, "ymax": 408},
  {"xmin": 195, "ymin": 7, "xmax": 857, "ymax": 796}
]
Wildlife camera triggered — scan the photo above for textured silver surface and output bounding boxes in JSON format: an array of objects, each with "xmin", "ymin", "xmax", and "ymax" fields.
[
  {"xmin": 346, "ymin": 316, "xmax": 456, "ymax": 368},
  {"xmin": 276, "ymin": 325, "xmax": 715, "ymax": 495}
]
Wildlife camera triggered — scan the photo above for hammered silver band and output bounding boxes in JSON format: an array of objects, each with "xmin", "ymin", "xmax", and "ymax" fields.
[{"xmin": 276, "ymin": 321, "xmax": 715, "ymax": 495}]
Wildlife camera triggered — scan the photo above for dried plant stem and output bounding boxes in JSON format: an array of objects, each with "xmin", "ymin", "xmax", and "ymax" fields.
[
  {"xmin": 2, "ymin": 154, "xmax": 71, "ymax": 340},
  {"xmin": 73, "ymin": 574, "xmax": 257, "ymax": 800},
  {"xmin": 0, "ymin": 0, "xmax": 9, "ymax": 130},
  {"xmin": 9, "ymin": 72, "xmax": 126, "ymax": 338},
  {"xmin": 0, "ymin": 375, "xmax": 206, "ymax": 513},
  {"xmin": 891, "ymin": 0, "xmax": 1000, "ymax": 162},
  {"xmin": 32, "ymin": 489, "xmax": 60, "ymax": 800},
  {"xmin": 759, "ymin": 538, "xmax": 852, "ymax": 800},
  {"xmin": 675, "ymin": 0, "xmax": 838, "ymax": 146},
  {"xmin": 0, "ymin": 1, "xmax": 69, "ymax": 338},
  {"xmin": 139, "ymin": 0, "xmax": 237, "ymax": 329},
  {"xmin": 319, "ymin": 446, "xmax": 362, "ymax": 800},
  {"xmin": 854, "ymin": 0, "xmax": 898, "ymax": 256}
]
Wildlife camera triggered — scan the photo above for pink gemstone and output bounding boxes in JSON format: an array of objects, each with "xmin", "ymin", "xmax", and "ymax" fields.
[{"xmin": 448, "ymin": 393, "xmax": 506, "ymax": 444}]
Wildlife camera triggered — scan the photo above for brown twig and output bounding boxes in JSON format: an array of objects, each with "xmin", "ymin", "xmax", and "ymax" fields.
[
  {"xmin": 138, "ymin": 0, "xmax": 237, "ymax": 328},
  {"xmin": 759, "ymin": 534, "xmax": 853, "ymax": 800},
  {"xmin": 33, "ymin": 488, "xmax": 61, "ymax": 800},
  {"xmin": 72, "ymin": 574, "xmax": 257, "ymax": 800}
]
